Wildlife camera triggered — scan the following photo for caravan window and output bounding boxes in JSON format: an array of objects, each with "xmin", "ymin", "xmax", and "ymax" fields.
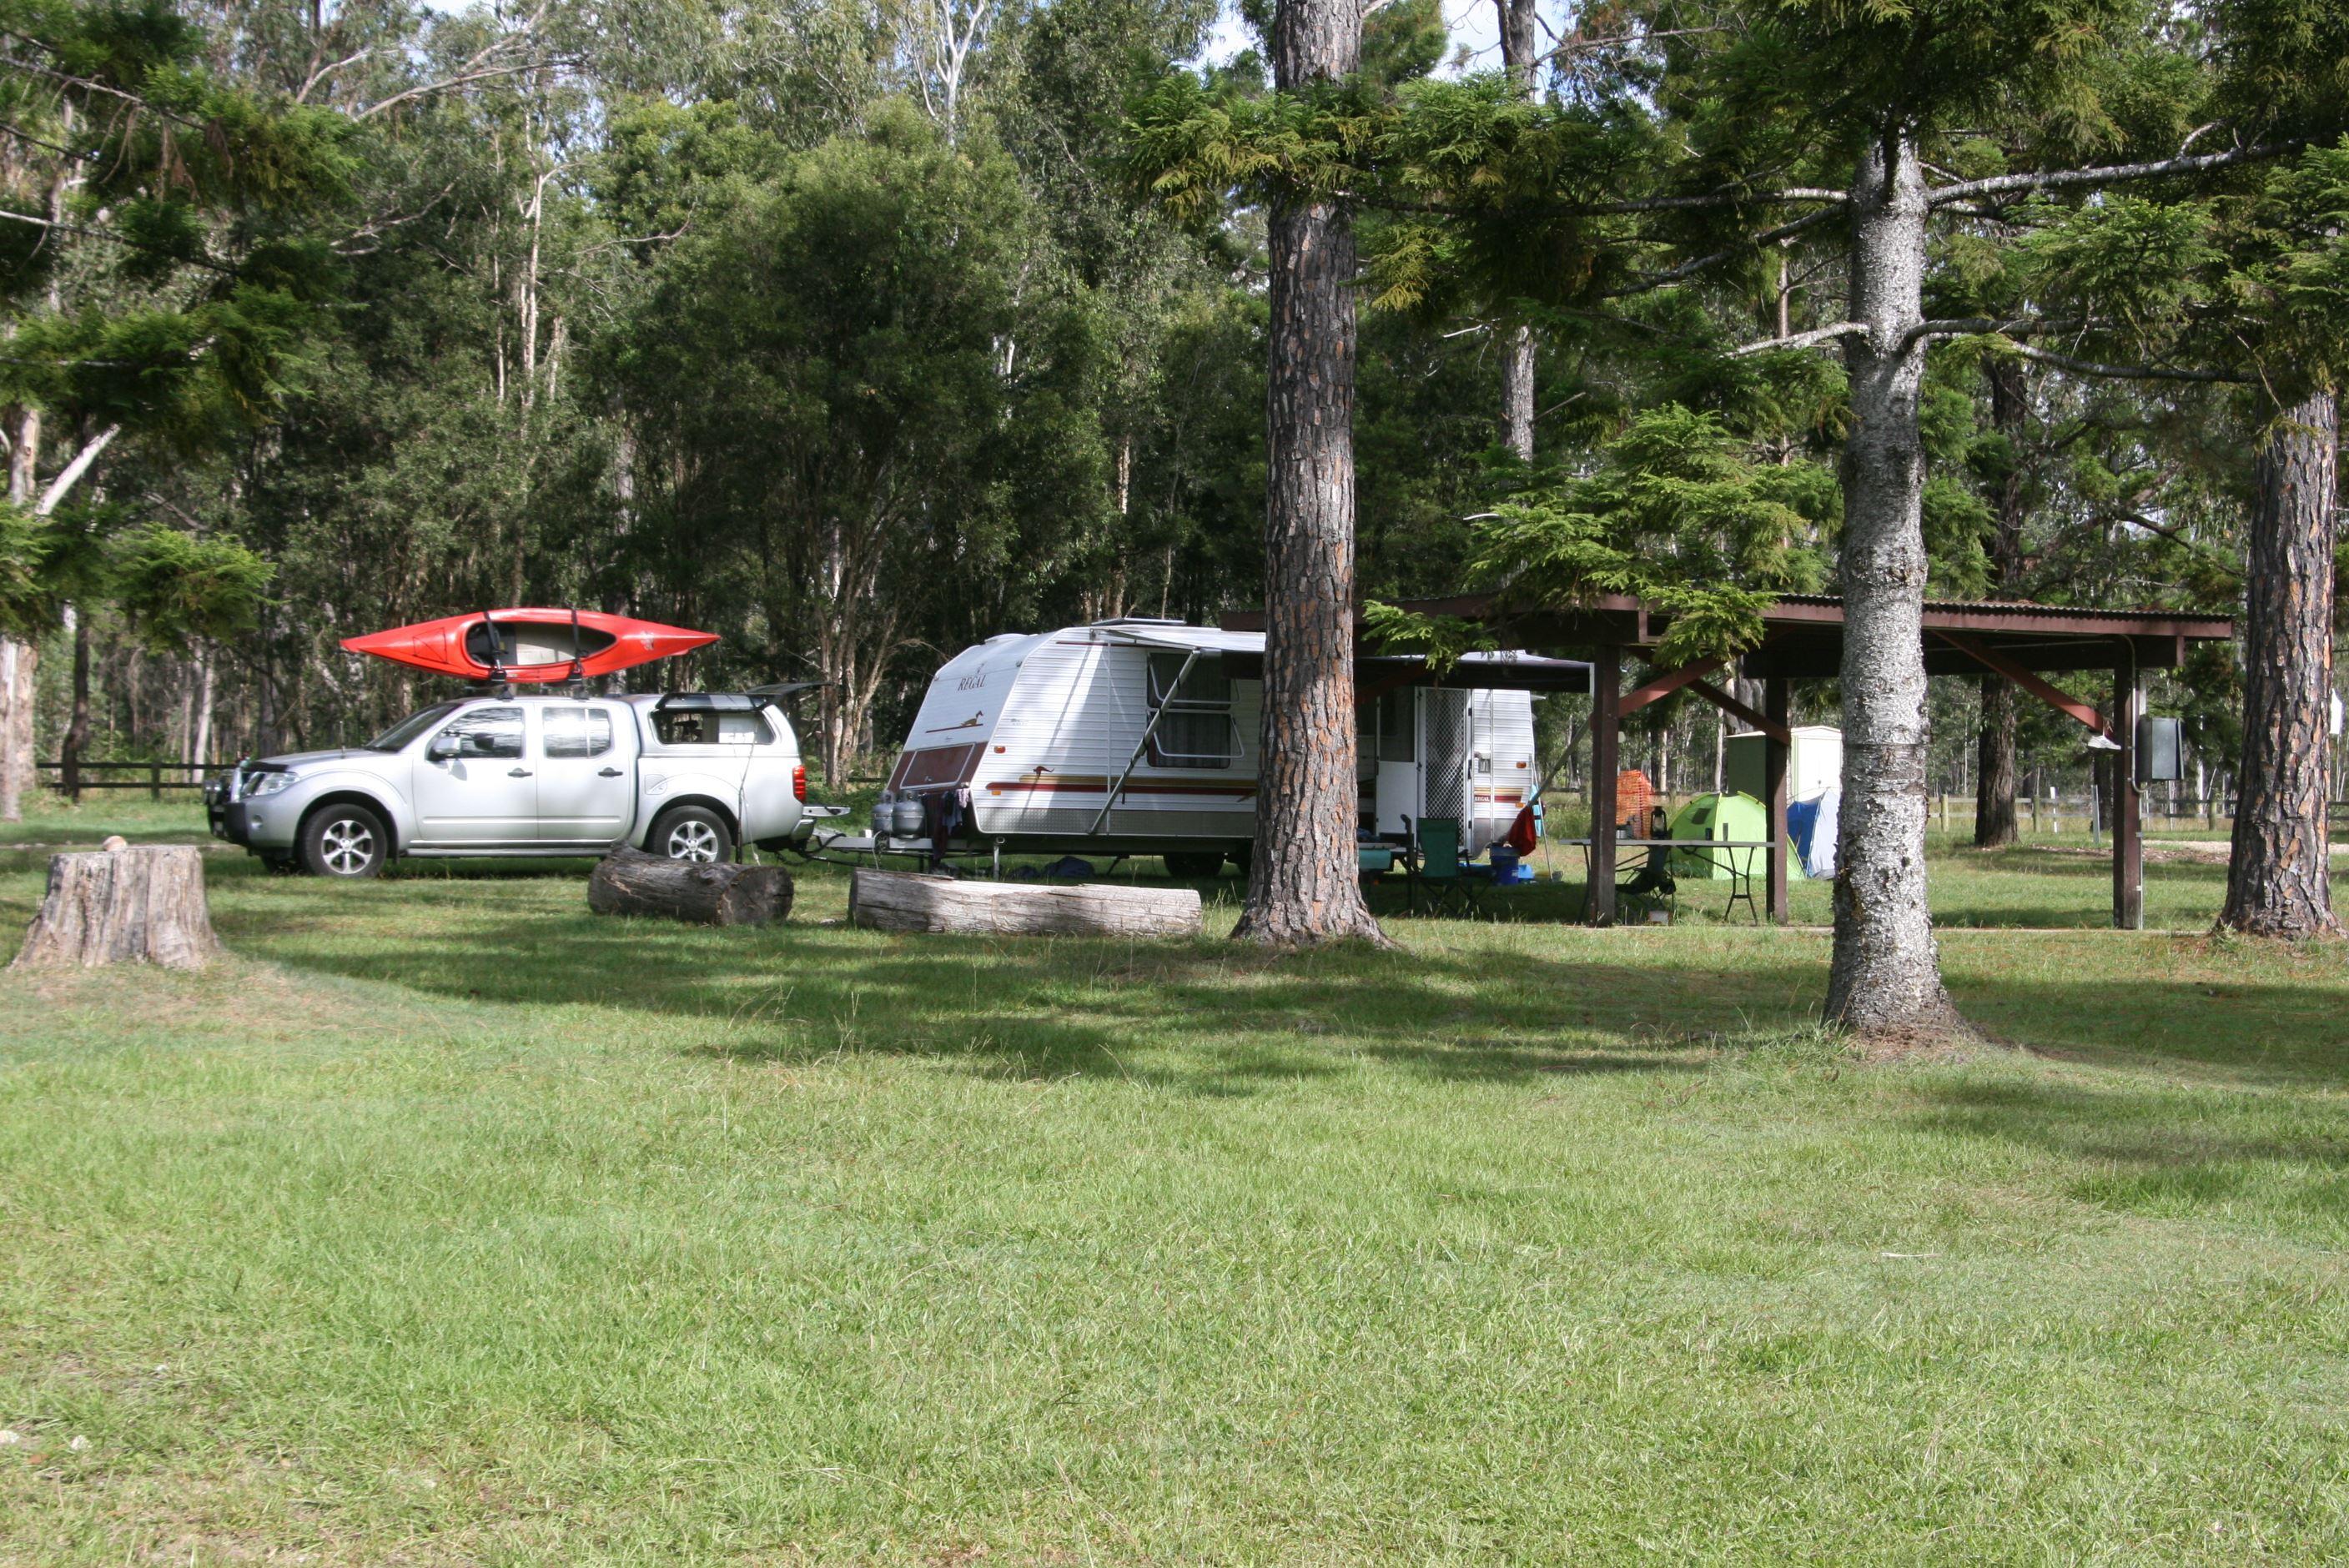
[
  {"xmin": 1376, "ymin": 687, "xmax": 1415, "ymax": 763},
  {"xmin": 1146, "ymin": 652, "xmax": 1237, "ymax": 767}
]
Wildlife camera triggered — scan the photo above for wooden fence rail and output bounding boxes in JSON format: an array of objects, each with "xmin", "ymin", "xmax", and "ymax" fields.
[{"xmin": 36, "ymin": 761, "xmax": 228, "ymax": 800}]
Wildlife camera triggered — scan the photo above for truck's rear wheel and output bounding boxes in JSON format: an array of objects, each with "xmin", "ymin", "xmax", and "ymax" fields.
[
  {"xmin": 652, "ymin": 805, "xmax": 734, "ymax": 864},
  {"xmin": 301, "ymin": 803, "xmax": 390, "ymax": 879}
]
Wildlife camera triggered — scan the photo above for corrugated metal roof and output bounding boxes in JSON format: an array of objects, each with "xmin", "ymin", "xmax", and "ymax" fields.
[{"xmin": 1772, "ymin": 594, "xmax": 2232, "ymax": 627}]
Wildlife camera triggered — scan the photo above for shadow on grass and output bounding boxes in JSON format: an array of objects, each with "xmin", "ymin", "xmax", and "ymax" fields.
[
  {"xmin": 227, "ymin": 857, "xmax": 1779, "ymax": 1089},
  {"xmin": 85, "ymin": 846, "xmax": 2349, "ymax": 1098},
  {"xmin": 1909, "ymin": 1076, "xmax": 2349, "ymax": 1234}
]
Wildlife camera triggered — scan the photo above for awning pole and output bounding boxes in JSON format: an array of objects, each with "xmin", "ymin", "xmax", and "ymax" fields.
[{"xmin": 1089, "ymin": 647, "xmax": 1201, "ymax": 838}]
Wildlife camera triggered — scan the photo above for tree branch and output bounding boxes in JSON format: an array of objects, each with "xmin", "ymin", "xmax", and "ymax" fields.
[
  {"xmin": 1904, "ymin": 315, "xmax": 2093, "ymax": 347},
  {"xmin": 0, "ymin": 205, "xmax": 238, "ymax": 274},
  {"xmin": 36, "ymin": 425, "xmax": 118, "ymax": 516},
  {"xmin": 0, "ymin": 46, "xmax": 204, "ymax": 128},
  {"xmin": 1998, "ymin": 343, "xmax": 2246, "ymax": 383},
  {"xmin": 1730, "ymin": 320, "xmax": 1867, "ymax": 356},
  {"xmin": 1607, "ymin": 203, "xmax": 1846, "ymax": 297},
  {"xmin": 1927, "ymin": 141, "xmax": 2303, "ymax": 207}
]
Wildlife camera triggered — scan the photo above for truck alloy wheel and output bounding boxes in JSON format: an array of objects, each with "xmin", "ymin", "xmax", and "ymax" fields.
[
  {"xmin": 655, "ymin": 806, "xmax": 734, "ymax": 864},
  {"xmin": 303, "ymin": 805, "xmax": 389, "ymax": 878}
]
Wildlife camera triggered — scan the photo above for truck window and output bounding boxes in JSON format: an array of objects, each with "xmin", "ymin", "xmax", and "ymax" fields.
[
  {"xmin": 544, "ymin": 706, "xmax": 614, "ymax": 758},
  {"xmin": 433, "ymin": 706, "xmax": 524, "ymax": 761},
  {"xmin": 653, "ymin": 711, "xmax": 772, "ymax": 746}
]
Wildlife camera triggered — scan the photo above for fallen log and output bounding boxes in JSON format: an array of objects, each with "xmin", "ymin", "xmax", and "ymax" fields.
[
  {"xmin": 587, "ymin": 847, "xmax": 793, "ymax": 927},
  {"xmin": 848, "ymin": 868, "xmax": 1202, "ymax": 937},
  {"xmin": 13, "ymin": 843, "xmax": 221, "ymax": 970}
]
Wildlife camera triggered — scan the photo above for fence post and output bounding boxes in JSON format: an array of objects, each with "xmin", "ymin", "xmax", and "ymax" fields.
[{"xmin": 150, "ymin": 763, "xmax": 162, "ymax": 802}]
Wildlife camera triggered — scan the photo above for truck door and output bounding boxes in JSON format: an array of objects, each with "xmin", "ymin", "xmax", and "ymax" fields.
[
  {"xmin": 411, "ymin": 704, "xmax": 536, "ymax": 846},
  {"xmin": 536, "ymin": 702, "xmax": 636, "ymax": 842}
]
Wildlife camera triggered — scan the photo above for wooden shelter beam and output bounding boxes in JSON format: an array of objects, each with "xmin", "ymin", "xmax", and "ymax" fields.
[
  {"xmin": 1588, "ymin": 651, "xmax": 1619, "ymax": 927},
  {"xmin": 1764, "ymin": 678, "xmax": 1790, "ymax": 924},
  {"xmin": 1686, "ymin": 678, "xmax": 1793, "ymax": 745},
  {"xmin": 1935, "ymin": 632, "xmax": 2110, "ymax": 735},
  {"xmin": 2114, "ymin": 666, "xmax": 2144, "ymax": 930},
  {"xmin": 1619, "ymin": 654, "xmax": 1729, "ymax": 715}
]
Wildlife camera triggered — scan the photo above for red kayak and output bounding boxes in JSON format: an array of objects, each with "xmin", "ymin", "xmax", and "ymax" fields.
[{"xmin": 341, "ymin": 609, "xmax": 719, "ymax": 684}]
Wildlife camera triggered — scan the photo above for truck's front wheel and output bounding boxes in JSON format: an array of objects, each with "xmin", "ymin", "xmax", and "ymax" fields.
[
  {"xmin": 651, "ymin": 805, "xmax": 734, "ymax": 864},
  {"xmin": 301, "ymin": 803, "xmax": 390, "ymax": 879}
]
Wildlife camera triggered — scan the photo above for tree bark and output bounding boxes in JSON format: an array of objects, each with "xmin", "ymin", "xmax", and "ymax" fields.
[
  {"xmin": 850, "ymin": 868, "xmax": 1204, "ymax": 937},
  {"xmin": 2222, "ymin": 389, "xmax": 2340, "ymax": 937},
  {"xmin": 60, "ymin": 604, "xmax": 89, "ymax": 802},
  {"xmin": 1974, "ymin": 676, "xmax": 2018, "ymax": 846},
  {"xmin": 0, "ymin": 637, "xmax": 29, "ymax": 822},
  {"xmin": 13, "ymin": 845, "xmax": 221, "ymax": 969},
  {"xmin": 1234, "ymin": 0, "xmax": 1388, "ymax": 948},
  {"xmin": 1496, "ymin": 0, "xmax": 1537, "ymax": 463},
  {"xmin": 587, "ymin": 847, "xmax": 794, "ymax": 927},
  {"xmin": 1824, "ymin": 130, "xmax": 1967, "ymax": 1038},
  {"xmin": 1, "ymin": 404, "xmax": 37, "ymax": 823},
  {"xmin": 1973, "ymin": 355, "xmax": 2028, "ymax": 847}
]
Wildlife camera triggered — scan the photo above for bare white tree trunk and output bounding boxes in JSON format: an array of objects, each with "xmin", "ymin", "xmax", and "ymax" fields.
[
  {"xmin": 1, "ymin": 405, "xmax": 39, "ymax": 822},
  {"xmin": 189, "ymin": 645, "xmax": 216, "ymax": 769},
  {"xmin": 1824, "ymin": 130, "xmax": 1966, "ymax": 1038}
]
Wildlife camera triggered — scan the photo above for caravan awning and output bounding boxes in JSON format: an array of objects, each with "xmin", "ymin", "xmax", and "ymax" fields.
[
  {"xmin": 1089, "ymin": 620, "xmax": 1591, "ymax": 695},
  {"xmin": 1215, "ymin": 650, "xmax": 1592, "ymax": 696}
]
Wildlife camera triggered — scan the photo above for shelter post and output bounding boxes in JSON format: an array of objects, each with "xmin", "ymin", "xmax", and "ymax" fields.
[
  {"xmin": 1764, "ymin": 678, "xmax": 1790, "ymax": 923},
  {"xmin": 2114, "ymin": 664, "xmax": 2143, "ymax": 930},
  {"xmin": 1589, "ymin": 650, "xmax": 1618, "ymax": 926}
]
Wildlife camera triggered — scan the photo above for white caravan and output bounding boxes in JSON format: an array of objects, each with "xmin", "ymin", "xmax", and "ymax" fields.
[{"xmin": 872, "ymin": 619, "xmax": 1588, "ymax": 872}]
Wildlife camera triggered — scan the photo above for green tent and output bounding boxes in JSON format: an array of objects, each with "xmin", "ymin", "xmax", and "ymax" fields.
[{"xmin": 1667, "ymin": 792, "xmax": 1782, "ymax": 881}]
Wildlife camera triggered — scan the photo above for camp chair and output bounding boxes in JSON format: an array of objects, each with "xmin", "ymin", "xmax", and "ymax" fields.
[
  {"xmin": 1616, "ymin": 843, "xmax": 1677, "ymax": 922},
  {"xmin": 1407, "ymin": 817, "xmax": 1478, "ymax": 917}
]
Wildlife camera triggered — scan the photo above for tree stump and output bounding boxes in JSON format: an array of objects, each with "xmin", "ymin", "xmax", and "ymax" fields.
[
  {"xmin": 13, "ymin": 844, "xmax": 221, "ymax": 970},
  {"xmin": 848, "ymin": 869, "xmax": 1202, "ymax": 937},
  {"xmin": 587, "ymin": 847, "xmax": 794, "ymax": 927}
]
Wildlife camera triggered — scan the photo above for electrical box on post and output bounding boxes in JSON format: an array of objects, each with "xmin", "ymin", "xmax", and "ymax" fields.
[{"xmin": 2135, "ymin": 716, "xmax": 2184, "ymax": 784}]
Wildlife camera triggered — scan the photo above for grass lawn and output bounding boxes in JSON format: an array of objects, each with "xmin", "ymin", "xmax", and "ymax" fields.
[{"xmin": 3, "ymin": 799, "xmax": 2348, "ymax": 1563}]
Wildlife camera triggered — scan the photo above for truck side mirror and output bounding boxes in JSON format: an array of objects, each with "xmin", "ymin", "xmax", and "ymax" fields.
[{"xmin": 427, "ymin": 735, "xmax": 459, "ymax": 761}]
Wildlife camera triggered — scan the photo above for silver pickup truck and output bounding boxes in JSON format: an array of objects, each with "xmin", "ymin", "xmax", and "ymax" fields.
[{"xmin": 207, "ymin": 692, "xmax": 808, "ymax": 877}]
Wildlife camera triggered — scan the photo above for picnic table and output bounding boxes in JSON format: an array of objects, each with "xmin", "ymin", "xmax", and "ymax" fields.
[{"xmin": 1554, "ymin": 837, "xmax": 1776, "ymax": 923}]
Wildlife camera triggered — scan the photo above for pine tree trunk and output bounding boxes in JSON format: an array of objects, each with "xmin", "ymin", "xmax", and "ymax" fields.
[
  {"xmin": 2222, "ymin": 389, "xmax": 2340, "ymax": 937},
  {"xmin": 1234, "ymin": 0, "xmax": 1387, "ymax": 948},
  {"xmin": 1974, "ymin": 676, "xmax": 2018, "ymax": 847},
  {"xmin": 1501, "ymin": 328, "xmax": 1535, "ymax": 462},
  {"xmin": 1973, "ymin": 355, "xmax": 2028, "ymax": 847},
  {"xmin": 1496, "ymin": 0, "xmax": 1537, "ymax": 464},
  {"xmin": 1824, "ymin": 131, "xmax": 1965, "ymax": 1038}
]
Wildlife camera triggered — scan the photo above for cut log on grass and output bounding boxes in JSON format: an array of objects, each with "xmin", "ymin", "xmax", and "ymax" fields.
[
  {"xmin": 849, "ymin": 869, "xmax": 1202, "ymax": 937},
  {"xmin": 587, "ymin": 847, "xmax": 793, "ymax": 927},
  {"xmin": 13, "ymin": 843, "xmax": 220, "ymax": 970}
]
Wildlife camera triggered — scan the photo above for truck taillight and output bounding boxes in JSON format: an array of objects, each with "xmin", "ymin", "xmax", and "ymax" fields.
[{"xmin": 792, "ymin": 764, "xmax": 806, "ymax": 802}]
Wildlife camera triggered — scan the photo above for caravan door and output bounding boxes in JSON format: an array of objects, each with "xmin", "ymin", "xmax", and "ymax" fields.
[
  {"xmin": 1371, "ymin": 686, "xmax": 1417, "ymax": 837},
  {"xmin": 1417, "ymin": 689, "xmax": 1475, "ymax": 831}
]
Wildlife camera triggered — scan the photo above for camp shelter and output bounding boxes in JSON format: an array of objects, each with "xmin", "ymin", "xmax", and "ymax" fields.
[{"xmin": 1225, "ymin": 593, "xmax": 2236, "ymax": 927}]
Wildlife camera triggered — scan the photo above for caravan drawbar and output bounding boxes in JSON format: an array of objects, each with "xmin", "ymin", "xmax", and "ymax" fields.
[{"xmin": 874, "ymin": 619, "xmax": 1591, "ymax": 870}]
